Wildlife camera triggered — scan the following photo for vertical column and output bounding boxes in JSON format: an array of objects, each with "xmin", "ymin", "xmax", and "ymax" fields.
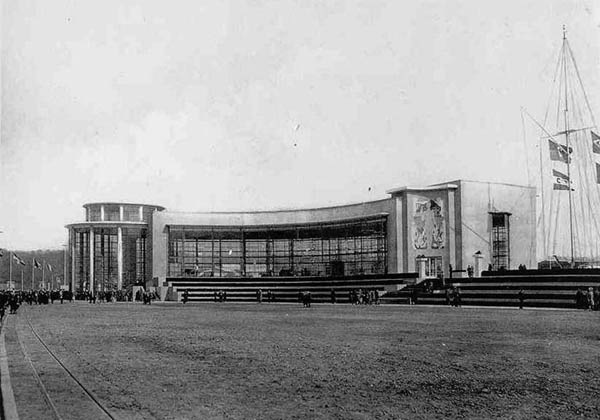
[
  {"xmin": 139, "ymin": 206, "xmax": 143, "ymax": 221},
  {"xmin": 117, "ymin": 227, "xmax": 123, "ymax": 290},
  {"xmin": 447, "ymin": 189, "xmax": 456, "ymax": 277},
  {"xmin": 119, "ymin": 206, "xmax": 124, "ymax": 221},
  {"xmin": 218, "ymin": 238, "xmax": 222, "ymax": 277},
  {"xmin": 100, "ymin": 205, "xmax": 105, "ymax": 221},
  {"xmin": 416, "ymin": 256, "xmax": 428, "ymax": 280},
  {"xmin": 63, "ymin": 235, "xmax": 68, "ymax": 290},
  {"xmin": 181, "ymin": 227, "xmax": 185, "ymax": 277},
  {"xmin": 71, "ymin": 229, "xmax": 76, "ymax": 292},
  {"xmin": 402, "ymin": 195, "xmax": 410, "ymax": 273},
  {"xmin": 474, "ymin": 252, "xmax": 484, "ymax": 277},
  {"xmin": 394, "ymin": 195, "xmax": 406, "ymax": 273},
  {"xmin": 241, "ymin": 229, "xmax": 246, "ymax": 276},
  {"xmin": 89, "ymin": 228, "xmax": 95, "ymax": 292},
  {"xmin": 166, "ymin": 226, "xmax": 171, "ymax": 277},
  {"xmin": 290, "ymin": 236, "xmax": 295, "ymax": 275},
  {"xmin": 210, "ymin": 229, "xmax": 215, "ymax": 276},
  {"xmin": 381, "ymin": 219, "xmax": 387, "ymax": 274},
  {"xmin": 266, "ymin": 236, "xmax": 271, "ymax": 276}
]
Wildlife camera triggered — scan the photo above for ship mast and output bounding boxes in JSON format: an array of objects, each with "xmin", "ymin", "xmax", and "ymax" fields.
[
  {"xmin": 535, "ymin": 26, "xmax": 600, "ymax": 267},
  {"xmin": 562, "ymin": 26, "xmax": 576, "ymax": 267}
]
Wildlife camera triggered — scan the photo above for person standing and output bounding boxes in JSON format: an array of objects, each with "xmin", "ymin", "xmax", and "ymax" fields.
[
  {"xmin": 575, "ymin": 289, "xmax": 584, "ymax": 309},
  {"xmin": 453, "ymin": 287, "xmax": 461, "ymax": 307},
  {"xmin": 182, "ymin": 289, "xmax": 189, "ymax": 305},
  {"xmin": 518, "ymin": 289, "xmax": 524, "ymax": 309}
]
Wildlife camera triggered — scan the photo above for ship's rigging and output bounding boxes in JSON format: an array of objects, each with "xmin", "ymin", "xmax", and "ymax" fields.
[{"xmin": 532, "ymin": 27, "xmax": 600, "ymax": 266}]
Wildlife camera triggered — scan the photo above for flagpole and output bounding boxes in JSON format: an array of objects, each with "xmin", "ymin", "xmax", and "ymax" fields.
[
  {"xmin": 9, "ymin": 253, "xmax": 12, "ymax": 290},
  {"xmin": 31, "ymin": 258, "xmax": 35, "ymax": 290},
  {"xmin": 562, "ymin": 29, "xmax": 575, "ymax": 267},
  {"xmin": 42, "ymin": 260, "xmax": 45, "ymax": 289}
]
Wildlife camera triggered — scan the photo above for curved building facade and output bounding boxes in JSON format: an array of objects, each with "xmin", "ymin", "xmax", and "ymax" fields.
[
  {"xmin": 66, "ymin": 203, "xmax": 165, "ymax": 293},
  {"xmin": 66, "ymin": 180, "xmax": 537, "ymax": 293}
]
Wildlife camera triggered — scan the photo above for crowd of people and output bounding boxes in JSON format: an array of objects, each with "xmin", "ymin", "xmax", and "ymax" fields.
[
  {"xmin": 82, "ymin": 289, "xmax": 132, "ymax": 303},
  {"xmin": 79, "ymin": 288, "xmax": 157, "ymax": 304},
  {"xmin": 4, "ymin": 284, "xmax": 599, "ymax": 311},
  {"xmin": 214, "ymin": 290, "xmax": 227, "ymax": 302},
  {"xmin": 349, "ymin": 288, "xmax": 380, "ymax": 305},
  {"xmin": 256, "ymin": 289, "xmax": 276, "ymax": 303},
  {"xmin": 0, "ymin": 287, "xmax": 162, "ymax": 321},
  {"xmin": 0, "ymin": 289, "xmax": 76, "ymax": 318},
  {"xmin": 299, "ymin": 291, "xmax": 312, "ymax": 307},
  {"xmin": 444, "ymin": 287, "xmax": 462, "ymax": 307}
]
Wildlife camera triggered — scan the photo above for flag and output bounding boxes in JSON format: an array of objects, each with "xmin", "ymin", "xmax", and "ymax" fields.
[
  {"xmin": 46, "ymin": 263, "xmax": 53, "ymax": 272},
  {"xmin": 0, "ymin": 249, "xmax": 3, "ymax": 257},
  {"xmin": 596, "ymin": 163, "xmax": 600, "ymax": 184},
  {"xmin": 548, "ymin": 139, "xmax": 572, "ymax": 163},
  {"xmin": 12, "ymin": 253, "xmax": 25, "ymax": 266},
  {"xmin": 552, "ymin": 169, "xmax": 573, "ymax": 190},
  {"xmin": 592, "ymin": 131, "xmax": 600, "ymax": 154},
  {"xmin": 34, "ymin": 259, "xmax": 42, "ymax": 269}
]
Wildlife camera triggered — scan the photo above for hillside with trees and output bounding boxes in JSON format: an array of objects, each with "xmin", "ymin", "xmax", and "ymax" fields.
[{"xmin": 0, "ymin": 249, "xmax": 65, "ymax": 289}]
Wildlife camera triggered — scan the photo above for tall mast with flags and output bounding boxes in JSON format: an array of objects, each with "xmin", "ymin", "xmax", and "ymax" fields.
[
  {"xmin": 562, "ymin": 25, "xmax": 575, "ymax": 266},
  {"xmin": 535, "ymin": 26, "xmax": 600, "ymax": 267}
]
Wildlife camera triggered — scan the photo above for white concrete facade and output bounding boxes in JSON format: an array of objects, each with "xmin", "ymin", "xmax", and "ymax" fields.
[{"xmin": 66, "ymin": 181, "xmax": 537, "ymax": 291}]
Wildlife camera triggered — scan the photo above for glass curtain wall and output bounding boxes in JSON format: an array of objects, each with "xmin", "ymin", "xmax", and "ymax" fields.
[
  {"xmin": 167, "ymin": 217, "xmax": 387, "ymax": 278},
  {"xmin": 94, "ymin": 229, "xmax": 118, "ymax": 291},
  {"xmin": 72, "ymin": 226, "xmax": 148, "ymax": 292},
  {"xmin": 122, "ymin": 227, "xmax": 147, "ymax": 288},
  {"xmin": 74, "ymin": 230, "xmax": 89, "ymax": 291}
]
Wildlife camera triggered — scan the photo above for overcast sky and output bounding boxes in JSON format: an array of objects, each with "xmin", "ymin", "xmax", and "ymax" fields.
[{"xmin": 1, "ymin": 0, "xmax": 600, "ymax": 250}]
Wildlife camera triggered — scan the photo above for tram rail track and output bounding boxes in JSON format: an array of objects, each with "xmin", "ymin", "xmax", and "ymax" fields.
[{"xmin": 16, "ymin": 309, "xmax": 117, "ymax": 420}]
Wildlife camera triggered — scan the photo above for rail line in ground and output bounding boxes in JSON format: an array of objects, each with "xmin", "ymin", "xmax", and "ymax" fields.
[{"xmin": 18, "ymin": 310, "xmax": 117, "ymax": 420}]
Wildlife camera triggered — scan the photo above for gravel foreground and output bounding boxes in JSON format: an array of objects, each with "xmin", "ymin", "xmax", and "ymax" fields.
[{"xmin": 4, "ymin": 302, "xmax": 600, "ymax": 419}]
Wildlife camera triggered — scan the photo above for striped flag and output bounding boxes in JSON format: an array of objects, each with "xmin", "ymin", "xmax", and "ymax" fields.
[
  {"xmin": 552, "ymin": 169, "xmax": 573, "ymax": 190},
  {"xmin": 46, "ymin": 262, "xmax": 53, "ymax": 272}
]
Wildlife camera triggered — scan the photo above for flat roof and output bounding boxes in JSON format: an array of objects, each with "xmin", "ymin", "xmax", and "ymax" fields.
[
  {"xmin": 65, "ymin": 221, "xmax": 148, "ymax": 229},
  {"xmin": 164, "ymin": 198, "xmax": 391, "ymax": 216},
  {"xmin": 83, "ymin": 202, "xmax": 166, "ymax": 211},
  {"xmin": 386, "ymin": 184, "xmax": 459, "ymax": 195}
]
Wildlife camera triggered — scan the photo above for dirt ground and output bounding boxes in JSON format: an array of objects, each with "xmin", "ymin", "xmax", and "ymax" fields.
[{"xmin": 5, "ymin": 302, "xmax": 600, "ymax": 419}]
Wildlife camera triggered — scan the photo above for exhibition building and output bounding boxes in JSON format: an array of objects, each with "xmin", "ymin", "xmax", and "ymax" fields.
[{"xmin": 65, "ymin": 179, "xmax": 536, "ymax": 295}]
